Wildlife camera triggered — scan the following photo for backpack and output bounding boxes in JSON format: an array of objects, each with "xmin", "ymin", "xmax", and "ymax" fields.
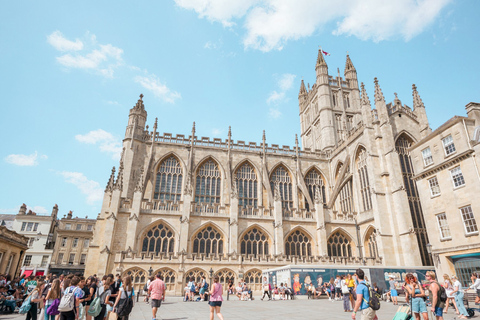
[
  {"xmin": 19, "ymin": 292, "xmax": 33, "ymax": 314},
  {"xmin": 435, "ymin": 281, "xmax": 447, "ymax": 303},
  {"xmin": 88, "ymin": 289, "xmax": 109, "ymax": 317},
  {"xmin": 190, "ymin": 283, "xmax": 196, "ymax": 292},
  {"xmin": 47, "ymin": 298, "xmax": 60, "ymax": 315},
  {"xmin": 117, "ymin": 290, "xmax": 133, "ymax": 317},
  {"xmin": 359, "ymin": 282, "xmax": 381, "ymax": 311},
  {"xmin": 143, "ymin": 282, "xmax": 148, "ymax": 291},
  {"xmin": 58, "ymin": 287, "xmax": 78, "ymax": 312},
  {"xmin": 203, "ymin": 282, "xmax": 209, "ymax": 290}
]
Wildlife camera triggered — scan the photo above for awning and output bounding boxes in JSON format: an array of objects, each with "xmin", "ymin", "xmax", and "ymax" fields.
[
  {"xmin": 23, "ymin": 270, "xmax": 33, "ymax": 277},
  {"xmin": 35, "ymin": 271, "xmax": 44, "ymax": 276}
]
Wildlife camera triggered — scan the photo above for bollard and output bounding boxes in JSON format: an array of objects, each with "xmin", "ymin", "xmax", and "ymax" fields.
[
  {"xmin": 227, "ymin": 290, "xmax": 229, "ymax": 301},
  {"xmin": 137, "ymin": 289, "xmax": 140, "ymax": 302}
]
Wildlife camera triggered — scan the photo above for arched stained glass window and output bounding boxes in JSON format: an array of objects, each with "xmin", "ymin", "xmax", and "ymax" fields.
[
  {"xmin": 195, "ymin": 159, "xmax": 221, "ymax": 204},
  {"xmin": 285, "ymin": 229, "xmax": 312, "ymax": 257},
  {"xmin": 270, "ymin": 166, "xmax": 293, "ymax": 210},
  {"xmin": 185, "ymin": 268, "xmax": 206, "ymax": 283},
  {"xmin": 215, "ymin": 269, "xmax": 235, "ymax": 291},
  {"xmin": 236, "ymin": 162, "xmax": 258, "ymax": 208},
  {"xmin": 240, "ymin": 228, "xmax": 269, "ymax": 257},
  {"xmin": 154, "ymin": 156, "xmax": 182, "ymax": 202},
  {"xmin": 305, "ymin": 168, "xmax": 326, "ymax": 210},
  {"xmin": 356, "ymin": 149, "xmax": 372, "ymax": 211},
  {"xmin": 141, "ymin": 223, "xmax": 175, "ymax": 255},
  {"xmin": 244, "ymin": 269, "xmax": 262, "ymax": 291},
  {"xmin": 192, "ymin": 225, "xmax": 223, "ymax": 256},
  {"xmin": 123, "ymin": 268, "xmax": 146, "ymax": 291},
  {"xmin": 154, "ymin": 268, "xmax": 177, "ymax": 291},
  {"xmin": 327, "ymin": 231, "xmax": 353, "ymax": 257},
  {"xmin": 365, "ymin": 229, "xmax": 379, "ymax": 259},
  {"xmin": 339, "ymin": 180, "xmax": 353, "ymax": 214}
]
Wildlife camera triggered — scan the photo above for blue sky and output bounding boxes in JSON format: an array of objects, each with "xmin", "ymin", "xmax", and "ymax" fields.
[{"xmin": 1, "ymin": 0, "xmax": 478, "ymax": 218}]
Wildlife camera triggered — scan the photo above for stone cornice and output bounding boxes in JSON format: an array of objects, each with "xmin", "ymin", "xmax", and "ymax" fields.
[
  {"xmin": 412, "ymin": 149, "xmax": 474, "ymax": 181},
  {"xmin": 432, "ymin": 242, "xmax": 480, "ymax": 255},
  {"xmin": 0, "ymin": 226, "xmax": 29, "ymax": 249}
]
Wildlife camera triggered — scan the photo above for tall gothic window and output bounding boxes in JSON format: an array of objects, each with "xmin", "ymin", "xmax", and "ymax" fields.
[
  {"xmin": 236, "ymin": 162, "xmax": 258, "ymax": 208},
  {"xmin": 154, "ymin": 156, "xmax": 183, "ymax": 202},
  {"xmin": 215, "ymin": 269, "xmax": 236, "ymax": 292},
  {"xmin": 327, "ymin": 231, "xmax": 353, "ymax": 257},
  {"xmin": 339, "ymin": 180, "xmax": 353, "ymax": 214},
  {"xmin": 285, "ymin": 229, "xmax": 312, "ymax": 257},
  {"xmin": 305, "ymin": 169, "xmax": 326, "ymax": 211},
  {"xmin": 356, "ymin": 149, "xmax": 372, "ymax": 211},
  {"xmin": 195, "ymin": 159, "xmax": 221, "ymax": 204},
  {"xmin": 241, "ymin": 228, "xmax": 269, "ymax": 257},
  {"xmin": 270, "ymin": 166, "xmax": 293, "ymax": 211},
  {"xmin": 396, "ymin": 135, "xmax": 432, "ymax": 266},
  {"xmin": 192, "ymin": 225, "xmax": 224, "ymax": 256},
  {"xmin": 365, "ymin": 229, "xmax": 379, "ymax": 259},
  {"xmin": 335, "ymin": 114, "xmax": 343, "ymax": 140},
  {"xmin": 141, "ymin": 223, "xmax": 175, "ymax": 254}
]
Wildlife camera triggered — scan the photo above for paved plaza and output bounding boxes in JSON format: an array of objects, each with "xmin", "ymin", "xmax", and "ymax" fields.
[{"xmin": 3, "ymin": 296, "xmax": 477, "ymax": 320}]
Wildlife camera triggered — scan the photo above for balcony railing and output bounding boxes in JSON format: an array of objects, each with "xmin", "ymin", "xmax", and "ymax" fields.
[
  {"xmin": 191, "ymin": 203, "xmax": 229, "ymax": 216},
  {"xmin": 238, "ymin": 206, "xmax": 273, "ymax": 218}
]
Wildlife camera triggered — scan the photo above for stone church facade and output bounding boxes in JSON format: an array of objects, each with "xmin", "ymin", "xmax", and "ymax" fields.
[{"xmin": 85, "ymin": 50, "xmax": 433, "ymax": 294}]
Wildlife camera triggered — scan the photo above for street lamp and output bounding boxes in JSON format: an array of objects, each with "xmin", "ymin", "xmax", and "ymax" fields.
[
  {"xmin": 426, "ymin": 243, "xmax": 432, "ymax": 254},
  {"xmin": 209, "ymin": 267, "xmax": 214, "ymax": 288}
]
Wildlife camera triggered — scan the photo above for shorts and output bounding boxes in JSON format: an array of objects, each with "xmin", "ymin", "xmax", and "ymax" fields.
[
  {"xmin": 208, "ymin": 301, "xmax": 222, "ymax": 307},
  {"xmin": 434, "ymin": 306, "xmax": 443, "ymax": 317},
  {"xmin": 477, "ymin": 289, "xmax": 480, "ymax": 298},
  {"xmin": 412, "ymin": 298, "xmax": 427, "ymax": 314},
  {"xmin": 391, "ymin": 289, "xmax": 398, "ymax": 297},
  {"xmin": 106, "ymin": 304, "xmax": 113, "ymax": 312},
  {"xmin": 335, "ymin": 288, "xmax": 341, "ymax": 295},
  {"xmin": 327, "ymin": 289, "xmax": 331, "ymax": 293},
  {"xmin": 200, "ymin": 288, "xmax": 206, "ymax": 294},
  {"xmin": 361, "ymin": 307, "xmax": 377, "ymax": 320},
  {"xmin": 151, "ymin": 299, "xmax": 162, "ymax": 308}
]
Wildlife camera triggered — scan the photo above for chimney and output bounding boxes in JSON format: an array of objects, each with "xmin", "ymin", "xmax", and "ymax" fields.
[
  {"xmin": 18, "ymin": 203, "xmax": 27, "ymax": 215},
  {"xmin": 67, "ymin": 210, "xmax": 73, "ymax": 219},
  {"xmin": 466, "ymin": 102, "xmax": 480, "ymax": 125}
]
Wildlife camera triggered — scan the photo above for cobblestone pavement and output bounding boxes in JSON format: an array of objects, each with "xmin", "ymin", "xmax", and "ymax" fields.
[{"xmin": 3, "ymin": 296, "xmax": 477, "ymax": 320}]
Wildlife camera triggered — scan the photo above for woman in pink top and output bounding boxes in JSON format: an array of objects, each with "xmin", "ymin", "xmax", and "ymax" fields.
[{"xmin": 208, "ymin": 275, "xmax": 224, "ymax": 320}]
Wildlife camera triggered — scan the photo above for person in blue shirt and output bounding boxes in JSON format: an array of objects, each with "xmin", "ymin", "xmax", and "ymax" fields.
[{"xmin": 352, "ymin": 268, "xmax": 377, "ymax": 320}]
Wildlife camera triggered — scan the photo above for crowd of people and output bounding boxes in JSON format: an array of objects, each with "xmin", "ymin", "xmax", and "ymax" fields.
[{"xmin": 0, "ymin": 272, "xmax": 135, "ymax": 320}]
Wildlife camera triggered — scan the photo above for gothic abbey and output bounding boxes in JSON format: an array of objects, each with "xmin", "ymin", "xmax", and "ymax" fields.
[{"xmin": 85, "ymin": 49, "xmax": 433, "ymax": 295}]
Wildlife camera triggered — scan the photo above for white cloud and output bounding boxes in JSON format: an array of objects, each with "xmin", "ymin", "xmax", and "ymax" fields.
[
  {"xmin": 0, "ymin": 205, "xmax": 48, "ymax": 215},
  {"xmin": 176, "ymin": 0, "xmax": 452, "ymax": 51},
  {"xmin": 47, "ymin": 31, "xmax": 84, "ymax": 51},
  {"xmin": 278, "ymin": 73, "xmax": 296, "ymax": 91},
  {"xmin": 267, "ymin": 91, "xmax": 285, "ymax": 105},
  {"xmin": 60, "ymin": 172, "xmax": 103, "ymax": 205},
  {"xmin": 269, "ymin": 108, "xmax": 282, "ymax": 119},
  {"xmin": 48, "ymin": 31, "xmax": 124, "ymax": 78},
  {"xmin": 204, "ymin": 41, "xmax": 218, "ymax": 49},
  {"xmin": 135, "ymin": 75, "xmax": 181, "ymax": 104},
  {"xmin": 75, "ymin": 129, "xmax": 122, "ymax": 160},
  {"xmin": 211, "ymin": 128, "xmax": 222, "ymax": 136},
  {"xmin": 4, "ymin": 151, "xmax": 47, "ymax": 166}
]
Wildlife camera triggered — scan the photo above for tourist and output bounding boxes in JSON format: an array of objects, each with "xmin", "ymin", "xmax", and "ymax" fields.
[
  {"xmin": 84, "ymin": 276, "xmax": 97, "ymax": 320},
  {"xmin": 405, "ymin": 273, "xmax": 428, "ymax": 320},
  {"xmin": 25, "ymin": 281, "xmax": 44, "ymax": 320},
  {"xmin": 44, "ymin": 279, "xmax": 61, "ymax": 320},
  {"xmin": 442, "ymin": 274, "xmax": 458, "ymax": 314},
  {"xmin": 261, "ymin": 276, "xmax": 271, "ymax": 300},
  {"xmin": 334, "ymin": 275, "xmax": 342, "ymax": 300},
  {"xmin": 388, "ymin": 275, "xmax": 398, "ymax": 305},
  {"xmin": 107, "ymin": 274, "xmax": 121, "ymax": 318},
  {"xmin": 144, "ymin": 276, "xmax": 153, "ymax": 303},
  {"xmin": 451, "ymin": 275, "xmax": 469, "ymax": 319},
  {"xmin": 208, "ymin": 275, "xmax": 224, "ymax": 320},
  {"xmin": 347, "ymin": 274, "xmax": 356, "ymax": 310},
  {"xmin": 187, "ymin": 277, "xmax": 195, "ymax": 301},
  {"xmin": 352, "ymin": 269, "xmax": 376, "ymax": 320},
  {"xmin": 113, "ymin": 275, "xmax": 135, "ymax": 320},
  {"xmin": 59, "ymin": 276, "xmax": 84, "ymax": 320},
  {"xmin": 469, "ymin": 272, "xmax": 480, "ymax": 305},
  {"xmin": 341, "ymin": 275, "xmax": 351, "ymax": 312},
  {"xmin": 148, "ymin": 273, "xmax": 166, "ymax": 320},
  {"xmin": 94, "ymin": 276, "xmax": 112, "ymax": 320},
  {"xmin": 235, "ymin": 282, "xmax": 242, "ymax": 300},
  {"xmin": 199, "ymin": 276, "xmax": 207, "ymax": 301},
  {"xmin": 426, "ymin": 271, "xmax": 444, "ymax": 320}
]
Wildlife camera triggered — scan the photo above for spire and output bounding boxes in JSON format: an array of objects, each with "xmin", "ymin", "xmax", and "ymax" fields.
[
  {"xmin": 133, "ymin": 93, "xmax": 145, "ymax": 111},
  {"xmin": 360, "ymin": 83, "xmax": 371, "ymax": 106},
  {"xmin": 345, "ymin": 54, "xmax": 355, "ymax": 72},
  {"xmin": 394, "ymin": 92, "xmax": 401, "ymax": 106},
  {"xmin": 106, "ymin": 167, "xmax": 116, "ymax": 192},
  {"xmin": 153, "ymin": 117, "xmax": 158, "ymax": 131},
  {"xmin": 374, "ymin": 77, "xmax": 384, "ymax": 101},
  {"xmin": 262, "ymin": 130, "xmax": 266, "ymax": 154},
  {"xmin": 412, "ymin": 84, "xmax": 424, "ymax": 109},
  {"xmin": 295, "ymin": 134, "xmax": 299, "ymax": 157},
  {"xmin": 299, "ymin": 79, "xmax": 307, "ymax": 96},
  {"xmin": 114, "ymin": 163, "xmax": 123, "ymax": 191},
  {"xmin": 316, "ymin": 48, "xmax": 326, "ymax": 66}
]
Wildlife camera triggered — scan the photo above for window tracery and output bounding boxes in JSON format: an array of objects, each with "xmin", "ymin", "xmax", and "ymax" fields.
[
  {"xmin": 192, "ymin": 225, "xmax": 224, "ymax": 256},
  {"xmin": 327, "ymin": 231, "xmax": 353, "ymax": 257},
  {"xmin": 270, "ymin": 166, "xmax": 293, "ymax": 211},
  {"xmin": 356, "ymin": 149, "xmax": 372, "ymax": 211},
  {"xmin": 305, "ymin": 168, "xmax": 326, "ymax": 209},
  {"xmin": 236, "ymin": 162, "xmax": 258, "ymax": 208},
  {"xmin": 154, "ymin": 156, "xmax": 182, "ymax": 202},
  {"xmin": 185, "ymin": 268, "xmax": 206, "ymax": 283},
  {"xmin": 154, "ymin": 268, "xmax": 176, "ymax": 291},
  {"xmin": 214, "ymin": 269, "xmax": 236, "ymax": 291},
  {"xmin": 141, "ymin": 223, "xmax": 175, "ymax": 255},
  {"xmin": 123, "ymin": 268, "xmax": 146, "ymax": 290},
  {"xmin": 365, "ymin": 229, "xmax": 379, "ymax": 259},
  {"xmin": 240, "ymin": 228, "xmax": 269, "ymax": 257},
  {"xmin": 195, "ymin": 159, "xmax": 221, "ymax": 204},
  {"xmin": 244, "ymin": 269, "xmax": 262, "ymax": 291},
  {"xmin": 285, "ymin": 229, "xmax": 312, "ymax": 257}
]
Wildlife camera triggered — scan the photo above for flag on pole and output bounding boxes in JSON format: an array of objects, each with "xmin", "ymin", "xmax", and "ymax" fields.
[{"xmin": 322, "ymin": 50, "xmax": 330, "ymax": 56}]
